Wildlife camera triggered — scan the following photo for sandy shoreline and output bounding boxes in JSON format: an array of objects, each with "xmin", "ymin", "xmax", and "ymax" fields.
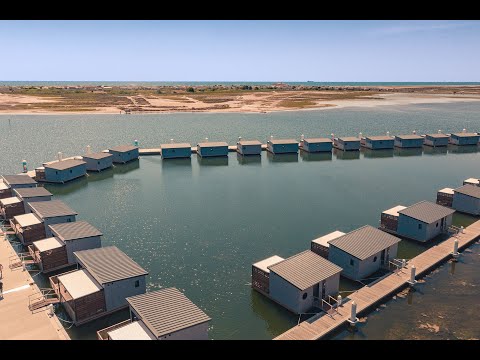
[{"xmin": 0, "ymin": 92, "xmax": 479, "ymax": 115}]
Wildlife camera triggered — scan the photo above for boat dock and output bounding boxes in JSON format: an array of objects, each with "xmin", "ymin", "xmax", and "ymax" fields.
[
  {"xmin": 274, "ymin": 219, "xmax": 480, "ymax": 340},
  {"xmin": 0, "ymin": 230, "xmax": 69, "ymax": 340},
  {"xmin": 139, "ymin": 144, "xmax": 269, "ymax": 155}
]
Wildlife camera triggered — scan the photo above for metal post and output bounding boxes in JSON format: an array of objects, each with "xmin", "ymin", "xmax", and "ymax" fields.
[
  {"xmin": 408, "ymin": 265, "xmax": 417, "ymax": 286},
  {"xmin": 86, "ymin": 145, "xmax": 91, "ymax": 154},
  {"xmin": 348, "ymin": 301, "xmax": 358, "ymax": 325},
  {"xmin": 300, "ymin": 134, "xmax": 304, "ymax": 141},
  {"xmin": 452, "ymin": 239, "xmax": 459, "ymax": 259},
  {"xmin": 460, "ymin": 226, "xmax": 465, "ymax": 234},
  {"xmin": 57, "ymin": 152, "xmax": 63, "ymax": 162},
  {"xmin": 402, "ymin": 259, "xmax": 406, "ymax": 268},
  {"xmin": 337, "ymin": 295, "xmax": 342, "ymax": 307}
]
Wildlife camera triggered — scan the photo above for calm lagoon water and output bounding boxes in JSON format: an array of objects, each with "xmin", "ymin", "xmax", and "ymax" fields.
[{"xmin": 1, "ymin": 102, "xmax": 479, "ymax": 340}]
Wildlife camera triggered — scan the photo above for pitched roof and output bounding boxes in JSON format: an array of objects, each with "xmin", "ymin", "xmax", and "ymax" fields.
[
  {"xmin": 82, "ymin": 152, "xmax": 113, "ymax": 160},
  {"xmin": 2, "ymin": 175, "xmax": 37, "ymax": 186},
  {"xmin": 127, "ymin": 288, "xmax": 211, "ymax": 338},
  {"xmin": 395, "ymin": 134, "xmax": 423, "ymax": 140},
  {"xmin": 49, "ymin": 221, "xmax": 103, "ymax": 241},
  {"xmin": 268, "ymin": 250, "xmax": 342, "ymax": 291},
  {"xmin": 74, "ymin": 246, "xmax": 148, "ymax": 284},
  {"xmin": 109, "ymin": 145, "xmax": 138, "ymax": 152},
  {"xmin": 398, "ymin": 201, "xmax": 455, "ymax": 223},
  {"xmin": 44, "ymin": 159, "xmax": 86, "ymax": 171},
  {"xmin": 197, "ymin": 142, "xmax": 229, "ymax": 147},
  {"xmin": 338, "ymin": 137, "xmax": 360, "ymax": 142},
  {"xmin": 453, "ymin": 184, "xmax": 480, "ymax": 199},
  {"xmin": 268, "ymin": 139, "xmax": 298, "ymax": 145},
  {"xmin": 426, "ymin": 133, "xmax": 449, "ymax": 138},
  {"xmin": 366, "ymin": 136, "xmax": 394, "ymax": 141},
  {"xmin": 252, "ymin": 255, "xmax": 284, "ymax": 273},
  {"xmin": 328, "ymin": 225, "xmax": 401, "ymax": 261},
  {"xmin": 238, "ymin": 140, "xmax": 262, "ymax": 146},
  {"xmin": 452, "ymin": 132, "xmax": 479, "ymax": 137},
  {"xmin": 304, "ymin": 138, "xmax": 332, "ymax": 143},
  {"xmin": 14, "ymin": 187, "xmax": 52, "ymax": 199},
  {"xmin": 29, "ymin": 200, "xmax": 77, "ymax": 219},
  {"xmin": 160, "ymin": 143, "xmax": 192, "ymax": 149}
]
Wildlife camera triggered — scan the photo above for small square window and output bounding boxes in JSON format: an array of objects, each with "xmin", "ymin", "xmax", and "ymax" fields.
[
  {"xmin": 350, "ymin": 259, "xmax": 354, "ymax": 266},
  {"xmin": 418, "ymin": 223, "xmax": 422, "ymax": 230},
  {"xmin": 135, "ymin": 280, "xmax": 140, "ymax": 288},
  {"xmin": 436, "ymin": 222, "xmax": 439, "ymax": 227}
]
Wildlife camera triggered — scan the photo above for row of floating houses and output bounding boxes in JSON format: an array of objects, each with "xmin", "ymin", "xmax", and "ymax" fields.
[
  {"xmin": 0, "ymin": 174, "xmax": 211, "ymax": 340},
  {"xmin": 10, "ymin": 129, "xmax": 480, "ymax": 185},
  {"xmin": 251, "ymin": 176, "xmax": 480, "ymax": 316}
]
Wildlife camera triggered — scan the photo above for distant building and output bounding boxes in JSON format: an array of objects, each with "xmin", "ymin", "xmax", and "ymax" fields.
[
  {"xmin": 424, "ymin": 133, "xmax": 449, "ymax": 147},
  {"xmin": 449, "ymin": 132, "xmax": 480, "ymax": 146},
  {"xmin": 237, "ymin": 140, "xmax": 262, "ymax": 155},
  {"xmin": 361, "ymin": 136, "xmax": 394, "ymax": 150},
  {"xmin": 300, "ymin": 138, "xmax": 332, "ymax": 153},
  {"xmin": 43, "ymin": 159, "xmax": 87, "ymax": 183},
  {"xmin": 452, "ymin": 185, "xmax": 480, "ymax": 215},
  {"xmin": 160, "ymin": 143, "xmax": 192, "ymax": 159},
  {"xmin": 14, "ymin": 187, "xmax": 53, "ymax": 213},
  {"xmin": 109, "ymin": 145, "xmax": 139, "ymax": 163},
  {"xmin": 463, "ymin": 178, "xmax": 479, "ymax": 187},
  {"xmin": 266, "ymin": 139, "xmax": 299, "ymax": 154},
  {"xmin": 394, "ymin": 134, "xmax": 424, "ymax": 148},
  {"xmin": 196, "ymin": 142, "xmax": 229, "ymax": 157},
  {"xmin": 333, "ymin": 137, "xmax": 360, "ymax": 151},
  {"xmin": 1, "ymin": 175, "xmax": 37, "ymax": 189},
  {"xmin": 83, "ymin": 152, "xmax": 114, "ymax": 172}
]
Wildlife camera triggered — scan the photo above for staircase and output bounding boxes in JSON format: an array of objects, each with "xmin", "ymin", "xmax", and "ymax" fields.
[{"xmin": 28, "ymin": 288, "xmax": 59, "ymax": 312}]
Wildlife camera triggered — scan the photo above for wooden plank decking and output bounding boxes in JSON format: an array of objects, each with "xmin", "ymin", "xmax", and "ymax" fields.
[{"xmin": 274, "ymin": 220, "xmax": 480, "ymax": 340}]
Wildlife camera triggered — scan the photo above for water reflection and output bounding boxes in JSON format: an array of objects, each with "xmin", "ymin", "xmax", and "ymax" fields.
[
  {"xmin": 197, "ymin": 156, "xmax": 229, "ymax": 166},
  {"xmin": 300, "ymin": 150, "xmax": 333, "ymax": 162},
  {"xmin": 236, "ymin": 153, "xmax": 262, "ymax": 165},
  {"xmin": 112, "ymin": 159, "xmax": 140, "ymax": 174},
  {"xmin": 393, "ymin": 147, "xmax": 423, "ymax": 157},
  {"xmin": 448, "ymin": 145, "xmax": 479, "ymax": 154},
  {"xmin": 361, "ymin": 148, "xmax": 394, "ymax": 158},
  {"xmin": 86, "ymin": 168, "xmax": 114, "ymax": 182},
  {"xmin": 160, "ymin": 157, "xmax": 192, "ymax": 169},
  {"xmin": 44, "ymin": 176, "xmax": 89, "ymax": 195},
  {"xmin": 334, "ymin": 148, "xmax": 360, "ymax": 160},
  {"xmin": 422, "ymin": 145, "xmax": 448, "ymax": 156},
  {"xmin": 266, "ymin": 152, "xmax": 299, "ymax": 163}
]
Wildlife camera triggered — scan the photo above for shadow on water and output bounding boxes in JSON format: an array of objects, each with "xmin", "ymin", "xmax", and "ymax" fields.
[
  {"xmin": 112, "ymin": 159, "xmax": 140, "ymax": 174},
  {"xmin": 196, "ymin": 156, "xmax": 229, "ymax": 166},
  {"xmin": 361, "ymin": 148, "xmax": 394, "ymax": 159},
  {"xmin": 160, "ymin": 157, "xmax": 192, "ymax": 169},
  {"xmin": 299, "ymin": 150, "xmax": 333, "ymax": 162},
  {"xmin": 236, "ymin": 153, "xmax": 262, "ymax": 165},
  {"xmin": 86, "ymin": 168, "xmax": 114, "ymax": 182},
  {"xmin": 422, "ymin": 146, "xmax": 448, "ymax": 156},
  {"xmin": 44, "ymin": 176, "xmax": 89, "ymax": 195},
  {"xmin": 333, "ymin": 148, "xmax": 360, "ymax": 160},
  {"xmin": 448, "ymin": 144, "xmax": 479, "ymax": 154},
  {"xmin": 266, "ymin": 152, "xmax": 299, "ymax": 163},
  {"xmin": 393, "ymin": 147, "xmax": 423, "ymax": 157}
]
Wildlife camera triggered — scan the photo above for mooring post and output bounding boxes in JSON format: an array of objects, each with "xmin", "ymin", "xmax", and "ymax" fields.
[
  {"xmin": 460, "ymin": 226, "xmax": 465, "ymax": 234},
  {"xmin": 452, "ymin": 239, "xmax": 459, "ymax": 260},
  {"xmin": 347, "ymin": 301, "xmax": 359, "ymax": 326},
  {"xmin": 402, "ymin": 259, "xmax": 406, "ymax": 268},
  {"xmin": 86, "ymin": 145, "xmax": 91, "ymax": 154},
  {"xmin": 408, "ymin": 265, "xmax": 417, "ymax": 286},
  {"xmin": 337, "ymin": 295, "xmax": 342, "ymax": 307}
]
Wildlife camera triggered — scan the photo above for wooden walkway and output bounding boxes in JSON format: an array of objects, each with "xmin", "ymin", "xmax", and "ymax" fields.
[
  {"xmin": 274, "ymin": 220, "xmax": 480, "ymax": 340},
  {"xmin": 139, "ymin": 144, "xmax": 269, "ymax": 155}
]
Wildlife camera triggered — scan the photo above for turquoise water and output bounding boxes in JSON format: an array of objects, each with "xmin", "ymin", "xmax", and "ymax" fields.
[{"xmin": 1, "ymin": 103, "xmax": 479, "ymax": 340}]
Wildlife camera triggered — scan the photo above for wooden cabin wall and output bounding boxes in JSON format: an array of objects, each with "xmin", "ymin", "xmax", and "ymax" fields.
[
  {"xmin": 41, "ymin": 246, "xmax": 69, "ymax": 272},
  {"xmin": 74, "ymin": 290, "xmax": 106, "ymax": 322}
]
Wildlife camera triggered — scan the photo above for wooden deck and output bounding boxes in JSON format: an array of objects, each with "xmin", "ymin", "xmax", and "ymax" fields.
[{"xmin": 274, "ymin": 220, "xmax": 480, "ymax": 340}]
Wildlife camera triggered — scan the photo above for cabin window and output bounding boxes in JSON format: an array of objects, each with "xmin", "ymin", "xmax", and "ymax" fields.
[
  {"xmin": 56, "ymin": 171, "xmax": 58, "ymax": 175},
  {"xmin": 373, "ymin": 256, "xmax": 377, "ymax": 262},
  {"xmin": 418, "ymin": 223, "xmax": 422, "ymax": 230},
  {"xmin": 70, "ymin": 170, "xmax": 72, "ymax": 174},
  {"xmin": 350, "ymin": 259, "xmax": 354, "ymax": 266},
  {"xmin": 127, "ymin": 152, "xmax": 130, "ymax": 155},
  {"xmin": 67, "ymin": 218, "xmax": 72, "ymax": 222},
  {"xmin": 436, "ymin": 222, "xmax": 439, "ymax": 228},
  {"xmin": 135, "ymin": 280, "xmax": 140, "ymax": 288},
  {"xmin": 302, "ymin": 292, "xmax": 308, "ymax": 300},
  {"xmin": 98, "ymin": 161, "xmax": 100, "ymax": 165}
]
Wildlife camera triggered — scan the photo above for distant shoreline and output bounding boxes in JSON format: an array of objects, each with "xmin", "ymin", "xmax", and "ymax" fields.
[{"xmin": 1, "ymin": 85, "xmax": 480, "ymax": 115}]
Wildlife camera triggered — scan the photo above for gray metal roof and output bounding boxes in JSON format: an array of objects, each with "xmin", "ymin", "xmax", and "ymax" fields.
[
  {"xmin": 452, "ymin": 132, "xmax": 479, "ymax": 137},
  {"xmin": 44, "ymin": 159, "xmax": 86, "ymax": 171},
  {"xmin": 398, "ymin": 200, "xmax": 456, "ymax": 223},
  {"xmin": 82, "ymin": 152, "xmax": 113, "ymax": 160},
  {"xmin": 74, "ymin": 246, "xmax": 148, "ymax": 284},
  {"xmin": 328, "ymin": 225, "xmax": 401, "ymax": 261},
  {"xmin": 160, "ymin": 143, "xmax": 192, "ymax": 149},
  {"xmin": 304, "ymin": 138, "xmax": 332, "ymax": 143},
  {"xmin": 29, "ymin": 200, "xmax": 77, "ymax": 219},
  {"xmin": 338, "ymin": 137, "xmax": 360, "ymax": 142},
  {"xmin": 453, "ymin": 184, "xmax": 480, "ymax": 199},
  {"xmin": 366, "ymin": 136, "xmax": 394, "ymax": 141},
  {"xmin": 14, "ymin": 187, "xmax": 52, "ymax": 198},
  {"xmin": 49, "ymin": 220, "xmax": 103, "ymax": 241},
  {"xmin": 268, "ymin": 250, "xmax": 342, "ymax": 291},
  {"xmin": 197, "ymin": 142, "xmax": 229, "ymax": 147},
  {"xmin": 395, "ymin": 134, "xmax": 423, "ymax": 140},
  {"xmin": 268, "ymin": 139, "xmax": 298, "ymax": 145},
  {"xmin": 127, "ymin": 288, "xmax": 211, "ymax": 338},
  {"xmin": 109, "ymin": 145, "xmax": 138, "ymax": 153},
  {"xmin": 426, "ymin": 133, "xmax": 449, "ymax": 138},
  {"xmin": 2, "ymin": 175, "xmax": 37, "ymax": 186},
  {"xmin": 238, "ymin": 140, "xmax": 262, "ymax": 145}
]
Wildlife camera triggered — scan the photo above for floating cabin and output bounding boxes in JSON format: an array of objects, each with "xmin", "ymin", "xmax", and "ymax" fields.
[
  {"xmin": 82, "ymin": 152, "xmax": 114, "ymax": 172},
  {"xmin": 41, "ymin": 159, "xmax": 87, "ymax": 183},
  {"xmin": 97, "ymin": 288, "xmax": 211, "ymax": 340},
  {"xmin": 196, "ymin": 142, "xmax": 229, "ymax": 157},
  {"xmin": 0, "ymin": 182, "xmax": 12, "ymax": 199},
  {"xmin": 424, "ymin": 133, "xmax": 449, "ymax": 147},
  {"xmin": 452, "ymin": 185, "xmax": 480, "ymax": 216},
  {"xmin": 28, "ymin": 200, "xmax": 77, "ymax": 238},
  {"xmin": 10, "ymin": 213, "xmax": 45, "ymax": 245},
  {"xmin": 310, "ymin": 230, "xmax": 346, "ymax": 258},
  {"xmin": 300, "ymin": 138, "xmax": 332, "ymax": 153},
  {"xmin": 108, "ymin": 145, "xmax": 140, "ymax": 164},
  {"xmin": 251, "ymin": 255, "xmax": 285, "ymax": 296},
  {"xmin": 0, "ymin": 197, "xmax": 24, "ymax": 219},
  {"xmin": 1, "ymin": 174, "xmax": 37, "ymax": 189},
  {"xmin": 160, "ymin": 143, "xmax": 192, "ymax": 159},
  {"xmin": 436, "ymin": 188, "xmax": 454, "ymax": 207},
  {"xmin": 13, "ymin": 187, "xmax": 53, "ymax": 213},
  {"xmin": 361, "ymin": 136, "xmax": 394, "ymax": 150},
  {"xmin": 394, "ymin": 134, "xmax": 424, "ymax": 148},
  {"xmin": 265, "ymin": 250, "xmax": 342, "ymax": 314},
  {"xmin": 379, "ymin": 205, "xmax": 407, "ymax": 233},
  {"xmin": 29, "ymin": 221, "xmax": 103, "ymax": 273},
  {"xmin": 449, "ymin": 132, "xmax": 480, "ymax": 146},
  {"xmin": 237, "ymin": 140, "xmax": 262, "ymax": 155},
  {"xmin": 395, "ymin": 201, "xmax": 455, "ymax": 242},
  {"xmin": 50, "ymin": 246, "xmax": 148, "ymax": 325},
  {"xmin": 463, "ymin": 178, "xmax": 480, "ymax": 187},
  {"xmin": 328, "ymin": 225, "xmax": 400, "ymax": 281},
  {"xmin": 333, "ymin": 137, "xmax": 360, "ymax": 151},
  {"xmin": 266, "ymin": 139, "xmax": 299, "ymax": 154}
]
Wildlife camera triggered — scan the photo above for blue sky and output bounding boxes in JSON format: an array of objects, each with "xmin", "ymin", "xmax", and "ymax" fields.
[{"xmin": 0, "ymin": 20, "xmax": 479, "ymax": 81}]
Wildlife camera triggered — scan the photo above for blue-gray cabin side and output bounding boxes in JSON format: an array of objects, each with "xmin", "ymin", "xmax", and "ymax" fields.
[
  {"xmin": 43, "ymin": 215, "xmax": 76, "ymax": 237},
  {"xmin": 44, "ymin": 164, "xmax": 87, "ymax": 183},
  {"xmin": 110, "ymin": 148, "xmax": 140, "ymax": 163},
  {"xmin": 394, "ymin": 137, "xmax": 424, "ymax": 148},
  {"xmin": 237, "ymin": 144, "xmax": 262, "ymax": 155},
  {"xmin": 366, "ymin": 139, "xmax": 394, "ymax": 150},
  {"xmin": 84, "ymin": 157, "xmax": 113, "ymax": 171},
  {"xmin": 340, "ymin": 140, "xmax": 360, "ymax": 151},
  {"xmin": 452, "ymin": 193, "xmax": 480, "ymax": 215},
  {"xmin": 397, "ymin": 213, "xmax": 452, "ymax": 242},
  {"xmin": 197, "ymin": 145, "xmax": 228, "ymax": 157},
  {"xmin": 328, "ymin": 246, "xmax": 360, "ymax": 280},
  {"xmin": 161, "ymin": 147, "xmax": 192, "ymax": 159},
  {"xmin": 303, "ymin": 141, "xmax": 332, "ymax": 153},
  {"xmin": 103, "ymin": 275, "xmax": 147, "ymax": 312},
  {"xmin": 424, "ymin": 136, "xmax": 449, "ymax": 147},
  {"xmin": 450, "ymin": 134, "xmax": 480, "ymax": 146},
  {"xmin": 268, "ymin": 143, "xmax": 298, "ymax": 154}
]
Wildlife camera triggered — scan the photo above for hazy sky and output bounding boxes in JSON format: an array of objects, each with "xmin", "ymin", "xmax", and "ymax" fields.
[{"xmin": 0, "ymin": 20, "xmax": 479, "ymax": 81}]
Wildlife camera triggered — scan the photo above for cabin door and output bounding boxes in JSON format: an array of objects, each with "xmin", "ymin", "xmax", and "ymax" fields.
[
  {"xmin": 313, "ymin": 283, "xmax": 319, "ymax": 300},
  {"xmin": 321, "ymin": 281, "xmax": 326, "ymax": 300},
  {"xmin": 381, "ymin": 249, "xmax": 386, "ymax": 265}
]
